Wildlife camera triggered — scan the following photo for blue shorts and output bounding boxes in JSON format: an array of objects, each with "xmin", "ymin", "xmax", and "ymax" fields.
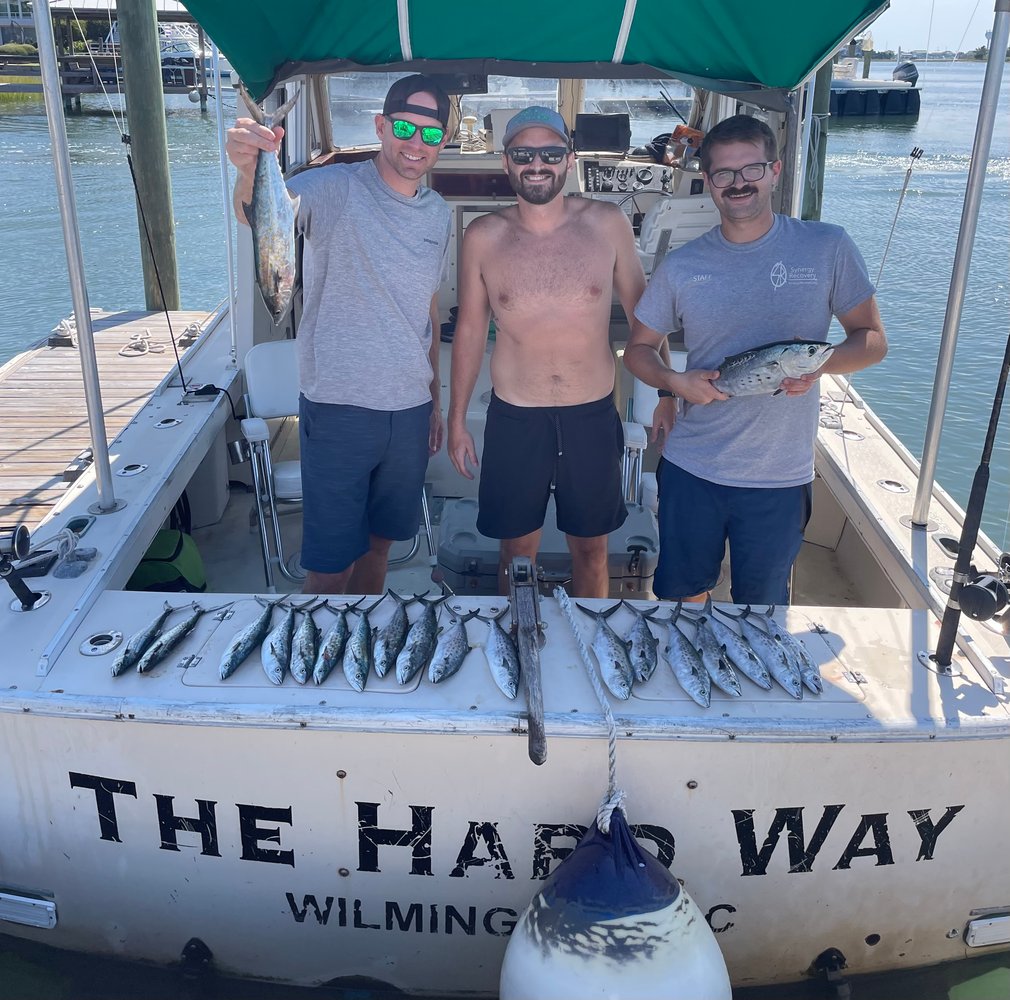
[
  {"xmin": 655, "ymin": 459, "xmax": 812, "ymax": 605},
  {"xmin": 298, "ymin": 396, "xmax": 431, "ymax": 574}
]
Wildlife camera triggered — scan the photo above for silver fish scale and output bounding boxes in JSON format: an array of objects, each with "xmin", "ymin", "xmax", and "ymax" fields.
[
  {"xmin": 396, "ymin": 602, "xmax": 441, "ymax": 685},
  {"xmin": 136, "ymin": 606, "xmax": 203, "ymax": 674},
  {"xmin": 262, "ymin": 606, "xmax": 297, "ymax": 686},
  {"xmin": 736, "ymin": 615, "xmax": 803, "ymax": 699},
  {"xmin": 374, "ymin": 597, "xmax": 412, "ymax": 679},
  {"xmin": 484, "ymin": 614, "xmax": 520, "ymax": 699},
  {"xmin": 703, "ymin": 612, "xmax": 772, "ymax": 690},
  {"xmin": 314, "ymin": 610, "xmax": 353, "ymax": 686},
  {"xmin": 113, "ymin": 605, "xmax": 175, "ymax": 677},
  {"xmin": 289, "ymin": 609, "xmax": 320, "ymax": 685},
  {"xmin": 713, "ymin": 340, "xmax": 834, "ymax": 397},
  {"xmin": 662, "ymin": 620, "xmax": 711, "ymax": 708},
  {"xmin": 754, "ymin": 611, "xmax": 823, "ymax": 694},
  {"xmin": 428, "ymin": 613, "xmax": 476, "ymax": 684},
  {"xmin": 219, "ymin": 602, "xmax": 276, "ymax": 680},
  {"xmin": 691, "ymin": 617, "xmax": 742, "ymax": 696}
]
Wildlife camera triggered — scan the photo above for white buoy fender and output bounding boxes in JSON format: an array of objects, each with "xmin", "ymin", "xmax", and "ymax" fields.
[{"xmin": 500, "ymin": 810, "xmax": 732, "ymax": 999}]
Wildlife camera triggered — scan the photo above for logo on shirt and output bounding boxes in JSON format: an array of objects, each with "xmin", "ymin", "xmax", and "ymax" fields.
[
  {"xmin": 422, "ymin": 237, "xmax": 441, "ymax": 246},
  {"xmin": 769, "ymin": 261, "xmax": 787, "ymax": 288},
  {"xmin": 690, "ymin": 273, "xmax": 712, "ymax": 283}
]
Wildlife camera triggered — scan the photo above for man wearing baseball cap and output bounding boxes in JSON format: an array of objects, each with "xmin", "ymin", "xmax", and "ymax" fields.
[
  {"xmin": 447, "ymin": 106, "xmax": 648, "ymax": 598},
  {"xmin": 227, "ymin": 75, "xmax": 452, "ymax": 595}
]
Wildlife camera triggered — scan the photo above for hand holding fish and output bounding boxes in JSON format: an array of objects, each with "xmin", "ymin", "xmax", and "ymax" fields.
[
  {"xmin": 674, "ymin": 368, "xmax": 730, "ymax": 405},
  {"xmin": 225, "ymin": 118, "xmax": 284, "ymax": 179},
  {"xmin": 778, "ymin": 371, "xmax": 821, "ymax": 396}
]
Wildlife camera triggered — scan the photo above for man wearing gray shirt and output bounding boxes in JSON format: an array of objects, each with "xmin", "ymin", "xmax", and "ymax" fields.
[
  {"xmin": 625, "ymin": 115, "xmax": 887, "ymax": 605},
  {"xmin": 227, "ymin": 76, "xmax": 452, "ymax": 594}
]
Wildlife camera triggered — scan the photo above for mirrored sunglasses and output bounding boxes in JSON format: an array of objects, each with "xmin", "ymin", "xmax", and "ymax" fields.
[
  {"xmin": 386, "ymin": 117, "xmax": 446, "ymax": 146},
  {"xmin": 506, "ymin": 146, "xmax": 569, "ymax": 165}
]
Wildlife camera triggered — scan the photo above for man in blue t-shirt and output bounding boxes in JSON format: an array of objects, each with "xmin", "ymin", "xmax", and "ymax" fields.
[
  {"xmin": 227, "ymin": 76, "xmax": 452, "ymax": 595},
  {"xmin": 624, "ymin": 114, "xmax": 887, "ymax": 605}
]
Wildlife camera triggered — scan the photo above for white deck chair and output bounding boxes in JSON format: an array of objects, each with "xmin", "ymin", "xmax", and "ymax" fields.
[
  {"xmin": 240, "ymin": 339, "xmax": 434, "ymax": 591},
  {"xmin": 636, "ymin": 194, "xmax": 720, "ymax": 276}
]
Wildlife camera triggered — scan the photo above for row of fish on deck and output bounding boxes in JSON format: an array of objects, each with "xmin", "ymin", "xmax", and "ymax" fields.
[{"xmin": 107, "ymin": 591, "xmax": 823, "ymax": 707}]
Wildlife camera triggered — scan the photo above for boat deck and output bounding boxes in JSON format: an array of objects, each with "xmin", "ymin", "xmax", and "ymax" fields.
[{"xmin": 0, "ymin": 310, "xmax": 210, "ymax": 535}]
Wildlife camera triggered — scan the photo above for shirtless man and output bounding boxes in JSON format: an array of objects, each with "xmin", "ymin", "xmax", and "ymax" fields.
[{"xmin": 447, "ymin": 106, "xmax": 647, "ymax": 598}]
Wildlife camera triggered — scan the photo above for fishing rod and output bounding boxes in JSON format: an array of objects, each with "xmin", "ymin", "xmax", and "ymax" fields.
[
  {"xmin": 875, "ymin": 146, "xmax": 923, "ymax": 287},
  {"xmin": 932, "ymin": 327, "xmax": 1010, "ymax": 668}
]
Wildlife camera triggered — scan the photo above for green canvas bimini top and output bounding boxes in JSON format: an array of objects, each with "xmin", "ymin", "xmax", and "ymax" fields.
[{"xmin": 181, "ymin": 0, "xmax": 888, "ymax": 106}]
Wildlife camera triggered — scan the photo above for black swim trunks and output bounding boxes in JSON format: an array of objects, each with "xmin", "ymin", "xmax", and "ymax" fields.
[{"xmin": 477, "ymin": 391, "xmax": 628, "ymax": 540}]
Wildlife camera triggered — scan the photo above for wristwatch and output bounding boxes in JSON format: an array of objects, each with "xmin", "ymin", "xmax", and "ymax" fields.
[{"xmin": 657, "ymin": 389, "xmax": 674, "ymax": 398}]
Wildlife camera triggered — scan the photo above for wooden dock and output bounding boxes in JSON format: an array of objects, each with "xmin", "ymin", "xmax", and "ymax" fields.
[{"xmin": 0, "ymin": 310, "xmax": 210, "ymax": 536}]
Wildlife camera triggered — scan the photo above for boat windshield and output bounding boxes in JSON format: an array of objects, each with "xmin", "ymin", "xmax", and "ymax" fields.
[{"xmin": 325, "ymin": 73, "xmax": 694, "ymax": 148}]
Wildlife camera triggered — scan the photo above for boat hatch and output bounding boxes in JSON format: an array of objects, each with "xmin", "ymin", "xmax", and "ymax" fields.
[{"xmin": 0, "ymin": 892, "xmax": 57, "ymax": 930}]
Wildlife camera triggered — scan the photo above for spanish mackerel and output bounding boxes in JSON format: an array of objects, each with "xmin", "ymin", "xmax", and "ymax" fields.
[
  {"xmin": 396, "ymin": 595, "xmax": 447, "ymax": 685},
  {"xmin": 289, "ymin": 603, "xmax": 322, "ymax": 685},
  {"xmin": 576, "ymin": 602, "xmax": 634, "ymax": 701},
  {"xmin": 235, "ymin": 82, "xmax": 301, "ymax": 323},
  {"xmin": 313, "ymin": 598, "xmax": 363, "ymax": 686},
  {"xmin": 748, "ymin": 606, "xmax": 823, "ymax": 694},
  {"xmin": 343, "ymin": 597, "xmax": 383, "ymax": 692},
  {"xmin": 112, "ymin": 603, "xmax": 177, "ymax": 677},
  {"xmin": 373, "ymin": 591, "xmax": 418, "ymax": 679},
  {"xmin": 478, "ymin": 608, "xmax": 520, "ymax": 699},
  {"xmin": 428, "ymin": 610, "xmax": 480, "ymax": 684},
  {"xmin": 218, "ymin": 598, "xmax": 280, "ymax": 680},
  {"xmin": 696, "ymin": 597, "xmax": 772, "ymax": 690},
  {"xmin": 621, "ymin": 601, "xmax": 659, "ymax": 682},
  {"xmin": 136, "ymin": 603, "xmax": 209, "ymax": 674},
  {"xmin": 717, "ymin": 608, "xmax": 803, "ymax": 699},
  {"xmin": 685, "ymin": 609, "xmax": 742, "ymax": 697},
  {"xmin": 712, "ymin": 339, "xmax": 834, "ymax": 397},
  {"xmin": 261, "ymin": 602, "xmax": 298, "ymax": 686},
  {"xmin": 657, "ymin": 607, "xmax": 711, "ymax": 708}
]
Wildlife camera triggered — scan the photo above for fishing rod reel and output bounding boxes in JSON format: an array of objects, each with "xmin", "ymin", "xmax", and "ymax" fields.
[
  {"xmin": 957, "ymin": 553, "xmax": 1010, "ymax": 626},
  {"xmin": 0, "ymin": 525, "xmax": 50, "ymax": 612}
]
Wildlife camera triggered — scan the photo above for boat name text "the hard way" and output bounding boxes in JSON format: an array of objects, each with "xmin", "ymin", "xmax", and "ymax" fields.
[{"xmin": 67, "ymin": 771, "xmax": 964, "ymax": 879}]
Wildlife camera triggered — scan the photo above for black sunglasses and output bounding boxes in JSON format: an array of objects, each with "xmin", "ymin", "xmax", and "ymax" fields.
[
  {"xmin": 506, "ymin": 145, "xmax": 569, "ymax": 165},
  {"xmin": 385, "ymin": 116, "xmax": 446, "ymax": 146}
]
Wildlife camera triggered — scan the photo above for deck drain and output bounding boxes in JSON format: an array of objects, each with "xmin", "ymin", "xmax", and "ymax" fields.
[
  {"xmin": 155, "ymin": 417, "xmax": 182, "ymax": 429},
  {"xmin": 81, "ymin": 631, "xmax": 123, "ymax": 656},
  {"xmin": 836, "ymin": 429, "xmax": 864, "ymax": 441},
  {"xmin": 116, "ymin": 463, "xmax": 147, "ymax": 477},
  {"xmin": 877, "ymin": 479, "xmax": 908, "ymax": 494}
]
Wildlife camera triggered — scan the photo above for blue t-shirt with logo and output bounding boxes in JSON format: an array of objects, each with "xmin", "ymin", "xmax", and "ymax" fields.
[{"xmin": 634, "ymin": 214, "xmax": 875, "ymax": 488}]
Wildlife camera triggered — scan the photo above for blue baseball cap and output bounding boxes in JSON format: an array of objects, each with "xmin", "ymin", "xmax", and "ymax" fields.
[{"xmin": 502, "ymin": 106, "xmax": 570, "ymax": 149}]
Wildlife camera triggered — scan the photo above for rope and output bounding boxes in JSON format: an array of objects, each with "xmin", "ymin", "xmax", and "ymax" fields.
[
  {"xmin": 118, "ymin": 328, "xmax": 165, "ymax": 356},
  {"xmin": 553, "ymin": 587, "xmax": 626, "ymax": 834}
]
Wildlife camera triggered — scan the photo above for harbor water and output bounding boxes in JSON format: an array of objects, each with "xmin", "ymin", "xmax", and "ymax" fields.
[{"xmin": 0, "ymin": 61, "xmax": 1008, "ymax": 998}]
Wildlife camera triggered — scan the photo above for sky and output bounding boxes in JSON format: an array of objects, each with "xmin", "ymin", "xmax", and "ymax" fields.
[{"xmin": 862, "ymin": 0, "xmax": 996, "ymax": 53}]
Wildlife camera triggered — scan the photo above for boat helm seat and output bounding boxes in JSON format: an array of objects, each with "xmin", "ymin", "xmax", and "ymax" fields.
[
  {"xmin": 635, "ymin": 194, "xmax": 720, "ymax": 276},
  {"xmin": 241, "ymin": 338, "xmax": 434, "ymax": 591}
]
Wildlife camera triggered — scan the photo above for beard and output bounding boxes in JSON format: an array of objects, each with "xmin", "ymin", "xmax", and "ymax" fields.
[{"xmin": 508, "ymin": 165, "xmax": 567, "ymax": 205}]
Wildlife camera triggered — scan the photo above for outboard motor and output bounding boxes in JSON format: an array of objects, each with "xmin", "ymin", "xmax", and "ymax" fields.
[{"xmin": 892, "ymin": 61, "xmax": 919, "ymax": 87}]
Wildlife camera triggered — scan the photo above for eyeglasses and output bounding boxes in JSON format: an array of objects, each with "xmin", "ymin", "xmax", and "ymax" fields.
[
  {"xmin": 506, "ymin": 146, "xmax": 569, "ymax": 165},
  {"xmin": 707, "ymin": 161, "xmax": 777, "ymax": 188},
  {"xmin": 385, "ymin": 116, "xmax": 446, "ymax": 146}
]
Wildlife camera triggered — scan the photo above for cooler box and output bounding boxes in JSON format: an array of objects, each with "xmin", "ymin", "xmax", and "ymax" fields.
[{"xmin": 437, "ymin": 497, "xmax": 658, "ymax": 596}]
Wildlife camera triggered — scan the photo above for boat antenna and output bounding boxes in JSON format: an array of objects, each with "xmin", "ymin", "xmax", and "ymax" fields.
[
  {"xmin": 658, "ymin": 85, "xmax": 689, "ymax": 125},
  {"xmin": 874, "ymin": 147, "xmax": 923, "ymax": 288}
]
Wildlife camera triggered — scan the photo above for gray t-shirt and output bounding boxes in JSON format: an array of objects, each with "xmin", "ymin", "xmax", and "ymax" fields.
[
  {"xmin": 287, "ymin": 159, "xmax": 451, "ymax": 410},
  {"xmin": 634, "ymin": 214, "xmax": 875, "ymax": 488}
]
